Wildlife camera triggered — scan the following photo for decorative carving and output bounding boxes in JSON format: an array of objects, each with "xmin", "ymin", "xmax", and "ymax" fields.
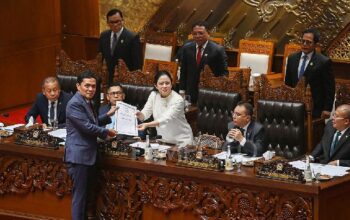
[
  {"xmin": 96, "ymin": 170, "xmax": 313, "ymax": 219},
  {"xmin": 143, "ymin": 59, "xmax": 178, "ymax": 83},
  {"xmin": 144, "ymin": 31, "xmax": 177, "ymax": 47},
  {"xmin": 56, "ymin": 50, "xmax": 108, "ymax": 88},
  {"xmin": 115, "ymin": 59, "xmax": 153, "ymax": 86},
  {"xmin": 328, "ymin": 24, "xmax": 350, "ymax": 62},
  {"xmin": 243, "ymin": 0, "xmax": 350, "ymax": 51},
  {"xmin": 335, "ymin": 79, "xmax": 350, "ymax": 108},
  {"xmin": 0, "ymin": 155, "xmax": 72, "ymax": 197},
  {"xmin": 199, "ymin": 65, "xmax": 248, "ymax": 101}
]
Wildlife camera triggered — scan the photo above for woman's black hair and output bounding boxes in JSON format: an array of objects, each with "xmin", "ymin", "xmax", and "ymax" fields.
[{"xmin": 153, "ymin": 70, "xmax": 173, "ymax": 91}]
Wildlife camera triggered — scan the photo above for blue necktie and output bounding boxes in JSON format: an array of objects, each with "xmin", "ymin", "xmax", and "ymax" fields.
[
  {"xmin": 330, "ymin": 131, "xmax": 341, "ymax": 157},
  {"xmin": 298, "ymin": 55, "xmax": 308, "ymax": 79}
]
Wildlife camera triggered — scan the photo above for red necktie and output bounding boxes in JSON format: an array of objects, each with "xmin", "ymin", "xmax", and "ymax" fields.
[{"xmin": 196, "ymin": 45, "xmax": 202, "ymax": 66}]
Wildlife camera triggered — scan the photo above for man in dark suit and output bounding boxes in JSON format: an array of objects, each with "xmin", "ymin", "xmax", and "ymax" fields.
[
  {"xmin": 25, "ymin": 77, "xmax": 72, "ymax": 128},
  {"xmin": 285, "ymin": 28, "xmax": 335, "ymax": 118},
  {"xmin": 64, "ymin": 71, "xmax": 117, "ymax": 220},
  {"xmin": 99, "ymin": 8, "xmax": 142, "ymax": 86},
  {"xmin": 98, "ymin": 82, "xmax": 123, "ymax": 128},
  {"xmin": 222, "ymin": 101, "xmax": 266, "ymax": 157},
  {"xmin": 311, "ymin": 104, "xmax": 350, "ymax": 167},
  {"xmin": 179, "ymin": 21, "xmax": 228, "ymax": 103}
]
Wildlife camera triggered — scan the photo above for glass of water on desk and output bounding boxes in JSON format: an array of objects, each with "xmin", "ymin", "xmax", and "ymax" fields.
[{"xmin": 49, "ymin": 119, "xmax": 58, "ymax": 130}]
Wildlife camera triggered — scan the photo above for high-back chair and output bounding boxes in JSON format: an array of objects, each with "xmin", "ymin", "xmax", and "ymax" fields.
[
  {"xmin": 143, "ymin": 31, "xmax": 177, "ymax": 62},
  {"xmin": 237, "ymin": 39, "xmax": 275, "ymax": 75},
  {"xmin": 196, "ymin": 65, "xmax": 245, "ymax": 138},
  {"xmin": 254, "ymin": 75, "xmax": 314, "ymax": 158},
  {"xmin": 56, "ymin": 50, "xmax": 104, "ymax": 111},
  {"xmin": 143, "ymin": 59, "xmax": 178, "ymax": 84},
  {"xmin": 335, "ymin": 79, "xmax": 350, "ymax": 108}
]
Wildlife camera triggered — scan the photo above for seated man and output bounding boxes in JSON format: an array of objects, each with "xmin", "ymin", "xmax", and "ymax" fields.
[
  {"xmin": 25, "ymin": 76, "xmax": 72, "ymax": 128},
  {"xmin": 311, "ymin": 104, "xmax": 350, "ymax": 166},
  {"xmin": 222, "ymin": 101, "xmax": 266, "ymax": 156},
  {"xmin": 98, "ymin": 83, "xmax": 144, "ymax": 137},
  {"xmin": 98, "ymin": 83, "xmax": 122, "ymax": 128}
]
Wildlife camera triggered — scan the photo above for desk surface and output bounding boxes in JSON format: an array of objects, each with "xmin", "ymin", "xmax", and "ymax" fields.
[{"xmin": 1, "ymin": 137, "xmax": 350, "ymax": 219}]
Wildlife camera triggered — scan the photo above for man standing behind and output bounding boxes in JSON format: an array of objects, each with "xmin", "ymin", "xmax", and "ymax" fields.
[
  {"xmin": 99, "ymin": 8, "xmax": 142, "ymax": 85},
  {"xmin": 222, "ymin": 101, "xmax": 266, "ymax": 157},
  {"xmin": 311, "ymin": 104, "xmax": 350, "ymax": 167},
  {"xmin": 25, "ymin": 76, "xmax": 72, "ymax": 128},
  {"xmin": 179, "ymin": 21, "xmax": 228, "ymax": 103},
  {"xmin": 285, "ymin": 28, "xmax": 335, "ymax": 118},
  {"xmin": 64, "ymin": 71, "xmax": 117, "ymax": 220}
]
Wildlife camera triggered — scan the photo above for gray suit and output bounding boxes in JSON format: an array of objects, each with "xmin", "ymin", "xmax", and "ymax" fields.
[
  {"xmin": 222, "ymin": 121, "xmax": 266, "ymax": 156},
  {"xmin": 312, "ymin": 121, "xmax": 350, "ymax": 167},
  {"xmin": 64, "ymin": 92, "xmax": 109, "ymax": 220}
]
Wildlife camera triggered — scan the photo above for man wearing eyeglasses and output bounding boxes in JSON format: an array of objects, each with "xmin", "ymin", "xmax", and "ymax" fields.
[
  {"xmin": 311, "ymin": 104, "xmax": 350, "ymax": 166},
  {"xmin": 285, "ymin": 28, "xmax": 335, "ymax": 119},
  {"xmin": 99, "ymin": 8, "xmax": 142, "ymax": 86},
  {"xmin": 222, "ymin": 101, "xmax": 266, "ymax": 157},
  {"xmin": 98, "ymin": 83, "xmax": 124, "ymax": 128}
]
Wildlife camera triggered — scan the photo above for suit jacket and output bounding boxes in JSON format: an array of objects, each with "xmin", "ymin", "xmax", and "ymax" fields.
[
  {"xmin": 311, "ymin": 121, "xmax": 350, "ymax": 166},
  {"xmin": 222, "ymin": 121, "xmax": 266, "ymax": 156},
  {"xmin": 99, "ymin": 28, "xmax": 142, "ymax": 85},
  {"xmin": 25, "ymin": 91, "xmax": 72, "ymax": 127},
  {"xmin": 64, "ymin": 92, "xmax": 109, "ymax": 166},
  {"xmin": 285, "ymin": 51, "xmax": 335, "ymax": 118},
  {"xmin": 179, "ymin": 40, "xmax": 228, "ymax": 103}
]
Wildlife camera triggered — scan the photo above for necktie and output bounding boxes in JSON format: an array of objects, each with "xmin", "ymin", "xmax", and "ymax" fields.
[
  {"xmin": 196, "ymin": 45, "xmax": 202, "ymax": 66},
  {"xmin": 330, "ymin": 131, "xmax": 341, "ymax": 157},
  {"xmin": 88, "ymin": 101, "xmax": 96, "ymax": 119},
  {"xmin": 49, "ymin": 101, "xmax": 55, "ymax": 123},
  {"xmin": 298, "ymin": 55, "xmax": 308, "ymax": 79},
  {"xmin": 111, "ymin": 33, "xmax": 117, "ymax": 55}
]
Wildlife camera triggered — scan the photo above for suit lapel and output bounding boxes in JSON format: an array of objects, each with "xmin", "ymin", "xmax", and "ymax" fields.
[
  {"xmin": 302, "ymin": 51, "xmax": 317, "ymax": 78},
  {"xmin": 199, "ymin": 42, "xmax": 210, "ymax": 69},
  {"xmin": 77, "ymin": 93, "xmax": 97, "ymax": 124},
  {"xmin": 42, "ymin": 96, "xmax": 49, "ymax": 123},
  {"xmin": 246, "ymin": 122, "xmax": 254, "ymax": 139},
  {"xmin": 332, "ymin": 129, "xmax": 350, "ymax": 157},
  {"xmin": 325, "ymin": 127, "xmax": 336, "ymax": 159}
]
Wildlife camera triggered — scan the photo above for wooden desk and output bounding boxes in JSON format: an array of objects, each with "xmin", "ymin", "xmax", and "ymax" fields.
[{"xmin": 0, "ymin": 138, "xmax": 350, "ymax": 220}]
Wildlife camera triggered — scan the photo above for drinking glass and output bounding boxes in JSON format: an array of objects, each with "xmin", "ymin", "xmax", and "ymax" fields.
[{"xmin": 236, "ymin": 157, "xmax": 242, "ymax": 173}]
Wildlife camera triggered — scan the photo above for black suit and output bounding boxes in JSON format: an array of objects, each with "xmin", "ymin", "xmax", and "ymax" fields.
[
  {"xmin": 99, "ymin": 28, "xmax": 142, "ymax": 85},
  {"xmin": 285, "ymin": 51, "xmax": 335, "ymax": 118},
  {"xmin": 25, "ymin": 91, "xmax": 72, "ymax": 127},
  {"xmin": 179, "ymin": 40, "xmax": 228, "ymax": 103},
  {"xmin": 222, "ymin": 121, "xmax": 266, "ymax": 156},
  {"xmin": 312, "ymin": 121, "xmax": 350, "ymax": 167}
]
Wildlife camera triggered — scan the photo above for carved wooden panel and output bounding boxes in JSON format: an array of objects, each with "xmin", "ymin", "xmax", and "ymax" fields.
[
  {"xmin": 56, "ymin": 50, "xmax": 108, "ymax": 88},
  {"xmin": 0, "ymin": 154, "xmax": 72, "ymax": 197},
  {"xmin": 199, "ymin": 65, "xmax": 248, "ymax": 101},
  {"xmin": 335, "ymin": 79, "xmax": 350, "ymax": 108},
  {"xmin": 115, "ymin": 59, "xmax": 154, "ymax": 86},
  {"xmin": 143, "ymin": 59, "xmax": 178, "ymax": 83},
  {"xmin": 96, "ymin": 170, "xmax": 313, "ymax": 220}
]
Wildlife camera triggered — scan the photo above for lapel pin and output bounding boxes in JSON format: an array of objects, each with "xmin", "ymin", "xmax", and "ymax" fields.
[
  {"xmin": 121, "ymin": 39, "xmax": 124, "ymax": 44},
  {"xmin": 309, "ymin": 62, "xmax": 313, "ymax": 66},
  {"xmin": 204, "ymin": 54, "xmax": 208, "ymax": 57}
]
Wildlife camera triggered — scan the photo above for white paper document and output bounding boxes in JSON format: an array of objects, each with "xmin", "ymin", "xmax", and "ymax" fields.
[
  {"xmin": 129, "ymin": 142, "xmax": 171, "ymax": 151},
  {"xmin": 48, "ymin": 129, "xmax": 67, "ymax": 140},
  {"xmin": 289, "ymin": 161, "xmax": 349, "ymax": 177},
  {"xmin": 3, "ymin": 124, "xmax": 24, "ymax": 132},
  {"xmin": 115, "ymin": 101, "xmax": 138, "ymax": 136},
  {"xmin": 214, "ymin": 151, "xmax": 261, "ymax": 162}
]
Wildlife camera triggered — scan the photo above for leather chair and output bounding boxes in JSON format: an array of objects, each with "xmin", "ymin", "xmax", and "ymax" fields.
[
  {"xmin": 197, "ymin": 88, "xmax": 241, "ymax": 138},
  {"xmin": 257, "ymin": 100, "xmax": 306, "ymax": 159},
  {"xmin": 143, "ymin": 31, "xmax": 177, "ymax": 62},
  {"xmin": 254, "ymin": 74, "xmax": 320, "ymax": 155},
  {"xmin": 121, "ymin": 84, "xmax": 153, "ymax": 110}
]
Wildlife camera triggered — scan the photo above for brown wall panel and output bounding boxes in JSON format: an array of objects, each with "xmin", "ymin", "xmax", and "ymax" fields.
[{"xmin": 0, "ymin": 0, "xmax": 61, "ymax": 110}]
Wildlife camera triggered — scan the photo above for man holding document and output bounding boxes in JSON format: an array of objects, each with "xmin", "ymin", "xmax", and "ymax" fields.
[{"xmin": 99, "ymin": 83, "xmax": 142, "ymax": 137}]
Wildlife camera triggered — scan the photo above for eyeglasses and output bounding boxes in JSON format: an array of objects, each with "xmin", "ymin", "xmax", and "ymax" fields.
[
  {"xmin": 231, "ymin": 111, "xmax": 246, "ymax": 118},
  {"xmin": 108, "ymin": 19, "xmax": 123, "ymax": 24},
  {"xmin": 108, "ymin": 91, "xmax": 124, "ymax": 96},
  {"xmin": 300, "ymin": 39, "xmax": 314, "ymax": 46}
]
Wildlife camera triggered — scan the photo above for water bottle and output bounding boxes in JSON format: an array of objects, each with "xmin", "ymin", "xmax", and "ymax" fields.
[
  {"xmin": 144, "ymin": 135, "xmax": 153, "ymax": 160},
  {"xmin": 304, "ymin": 155, "xmax": 313, "ymax": 182}
]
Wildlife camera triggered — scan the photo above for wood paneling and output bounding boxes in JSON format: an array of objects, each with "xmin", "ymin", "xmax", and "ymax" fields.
[{"xmin": 0, "ymin": 0, "xmax": 61, "ymax": 110}]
